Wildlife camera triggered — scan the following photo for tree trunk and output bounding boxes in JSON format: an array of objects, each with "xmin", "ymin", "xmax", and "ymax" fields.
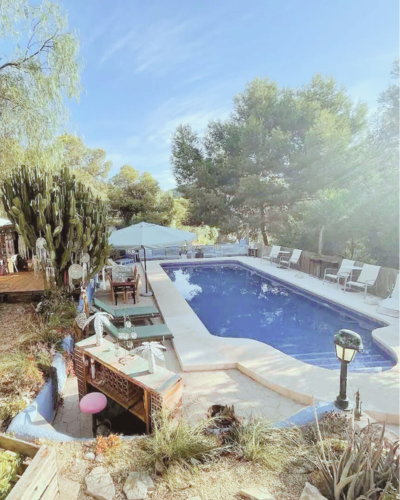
[
  {"xmin": 261, "ymin": 228, "xmax": 269, "ymax": 246},
  {"xmin": 318, "ymin": 226, "xmax": 325, "ymax": 254},
  {"xmin": 260, "ymin": 208, "xmax": 269, "ymax": 245}
]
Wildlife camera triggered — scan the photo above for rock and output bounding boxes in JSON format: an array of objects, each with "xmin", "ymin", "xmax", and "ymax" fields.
[
  {"xmin": 155, "ymin": 460, "xmax": 164, "ymax": 474},
  {"xmin": 86, "ymin": 452, "xmax": 96, "ymax": 460},
  {"xmin": 85, "ymin": 466, "xmax": 115, "ymax": 500},
  {"xmin": 123, "ymin": 471, "xmax": 154, "ymax": 500},
  {"xmin": 239, "ymin": 486, "xmax": 275, "ymax": 500},
  {"xmin": 299, "ymin": 482, "xmax": 329, "ymax": 500}
]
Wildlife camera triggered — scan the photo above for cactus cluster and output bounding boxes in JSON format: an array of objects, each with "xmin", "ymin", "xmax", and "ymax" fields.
[{"xmin": 2, "ymin": 166, "xmax": 110, "ymax": 286}]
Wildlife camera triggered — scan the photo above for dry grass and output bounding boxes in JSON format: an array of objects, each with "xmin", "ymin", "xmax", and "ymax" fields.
[
  {"xmin": 46, "ymin": 437, "xmax": 310, "ymax": 500},
  {"xmin": 0, "ymin": 304, "xmax": 37, "ymax": 353}
]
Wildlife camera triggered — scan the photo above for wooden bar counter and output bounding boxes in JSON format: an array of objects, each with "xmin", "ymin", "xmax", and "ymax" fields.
[{"xmin": 75, "ymin": 335, "xmax": 183, "ymax": 433}]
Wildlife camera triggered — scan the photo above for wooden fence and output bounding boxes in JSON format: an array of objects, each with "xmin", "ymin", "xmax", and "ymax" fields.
[{"xmin": 257, "ymin": 244, "xmax": 399, "ymax": 298}]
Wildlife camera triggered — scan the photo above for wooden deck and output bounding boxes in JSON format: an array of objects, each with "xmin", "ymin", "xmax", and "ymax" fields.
[{"xmin": 0, "ymin": 271, "xmax": 45, "ymax": 297}]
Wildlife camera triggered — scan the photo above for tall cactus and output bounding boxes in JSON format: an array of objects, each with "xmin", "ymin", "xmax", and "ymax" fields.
[{"xmin": 1, "ymin": 166, "xmax": 110, "ymax": 286}]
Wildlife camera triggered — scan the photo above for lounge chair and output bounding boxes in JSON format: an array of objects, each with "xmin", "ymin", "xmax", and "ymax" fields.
[
  {"xmin": 377, "ymin": 274, "xmax": 399, "ymax": 317},
  {"xmin": 104, "ymin": 322, "xmax": 173, "ymax": 346},
  {"xmin": 263, "ymin": 245, "xmax": 281, "ymax": 265},
  {"xmin": 344, "ymin": 264, "xmax": 381, "ymax": 298},
  {"xmin": 280, "ymin": 249, "xmax": 302, "ymax": 269},
  {"xmin": 323, "ymin": 259, "xmax": 355, "ymax": 287},
  {"xmin": 93, "ymin": 297, "xmax": 160, "ymax": 322}
]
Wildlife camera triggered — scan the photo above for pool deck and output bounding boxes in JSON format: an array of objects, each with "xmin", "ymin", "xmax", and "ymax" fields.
[{"xmin": 147, "ymin": 256, "xmax": 400, "ymax": 424}]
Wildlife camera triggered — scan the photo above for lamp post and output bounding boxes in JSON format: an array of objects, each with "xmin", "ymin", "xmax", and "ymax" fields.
[{"xmin": 333, "ymin": 329, "xmax": 364, "ymax": 411}]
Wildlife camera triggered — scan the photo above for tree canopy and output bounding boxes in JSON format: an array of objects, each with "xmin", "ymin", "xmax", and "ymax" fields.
[
  {"xmin": 171, "ymin": 75, "xmax": 367, "ymax": 245},
  {"xmin": 171, "ymin": 67, "xmax": 399, "ymax": 267},
  {"xmin": 0, "ymin": 0, "xmax": 81, "ymax": 187},
  {"xmin": 108, "ymin": 165, "xmax": 176, "ymax": 227}
]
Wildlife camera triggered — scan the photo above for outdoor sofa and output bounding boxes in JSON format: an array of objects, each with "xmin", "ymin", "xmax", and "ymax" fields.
[
  {"xmin": 187, "ymin": 243, "xmax": 248, "ymax": 258},
  {"xmin": 138, "ymin": 247, "xmax": 181, "ymax": 261}
]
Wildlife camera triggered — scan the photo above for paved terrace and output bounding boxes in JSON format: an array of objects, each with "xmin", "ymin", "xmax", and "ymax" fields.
[
  {"xmin": 55, "ymin": 262, "xmax": 304, "ymax": 437},
  {"xmin": 146, "ymin": 256, "xmax": 400, "ymax": 424}
]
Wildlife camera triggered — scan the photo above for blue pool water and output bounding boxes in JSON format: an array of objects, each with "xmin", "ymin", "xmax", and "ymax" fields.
[{"xmin": 162, "ymin": 261, "xmax": 395, "ymax": 372}]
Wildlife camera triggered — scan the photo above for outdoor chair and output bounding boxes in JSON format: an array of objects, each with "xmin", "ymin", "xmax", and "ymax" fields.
[
  {"xmin": 263, "ymin": 245, "xmax": 281, "ymax": 265},
  {"xmin": 377, "ymin": 274, "xmax": 399, "ymax": 317},
  {"xmin": 280, "ymin": 249, "xmax": 302, "ymax": 269},
  {"xmin": 323, "ymin": 259, "xmax": 355, "ymax": 287},
  {"xmin": 344, "ymin": 264, "xmax": 381, "ymax": 298}
]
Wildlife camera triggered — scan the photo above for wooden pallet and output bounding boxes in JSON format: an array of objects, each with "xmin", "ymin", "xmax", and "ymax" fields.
[{"xmin": 0, "ymin": 435, "xmax": 59, "ymax": 500}]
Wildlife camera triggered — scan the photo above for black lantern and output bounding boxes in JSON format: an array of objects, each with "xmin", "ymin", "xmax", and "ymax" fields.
[{"xmin": 333, "ymin": 329, "xmax": 364, "ymax": 411}]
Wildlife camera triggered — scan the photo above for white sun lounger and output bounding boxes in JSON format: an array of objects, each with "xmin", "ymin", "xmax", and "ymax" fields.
[
  {"xmin": 280, "ymin": 249, "xmax": 302, "ymax": 269},
  {"xmin": 323, "ymin": 259, "xmax": 355, "ymax": 287},
  {"xmin": 344, "ymin": 264, "xmax": 381, "ymax": 298},
  {"xmin": 377, "ymin": 274, "xmax": 399, "ymax": 317},
  {"xmin": 263, "ymin": 245, "xmax": 281, "ymax": 265}
]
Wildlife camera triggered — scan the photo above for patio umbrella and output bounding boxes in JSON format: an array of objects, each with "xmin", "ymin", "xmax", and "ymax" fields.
[{"xmin": 109, "ymin": 222, "xmax": 197, "ymax": 295}]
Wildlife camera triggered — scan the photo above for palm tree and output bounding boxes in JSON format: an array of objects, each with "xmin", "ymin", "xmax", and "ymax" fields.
[
  {"xmin": 83, "ymin": 312, "xmax": 113, "ymax": 346},
  {"xmin": 132, "ymin": 341, "xmax": 166, "ymax": 374}
]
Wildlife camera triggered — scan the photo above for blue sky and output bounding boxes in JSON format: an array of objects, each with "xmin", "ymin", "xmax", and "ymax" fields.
[{"xmin": 66, "ymin": 0, "xmax": 399, "ymax": 190}]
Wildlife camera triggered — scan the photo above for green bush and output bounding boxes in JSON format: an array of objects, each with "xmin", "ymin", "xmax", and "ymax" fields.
[
  {"xmin": 138, "ymin": 409, "xmax": 223, "ymax": 473},
  {"xmin": 0, "ymin": 449, "xmax": 21, "ymax": 500}
]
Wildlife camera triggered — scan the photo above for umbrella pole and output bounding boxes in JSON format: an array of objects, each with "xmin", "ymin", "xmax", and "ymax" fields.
[{"xmin": 141, "ymin": 245, "xmax": 153, "ymax": 297}]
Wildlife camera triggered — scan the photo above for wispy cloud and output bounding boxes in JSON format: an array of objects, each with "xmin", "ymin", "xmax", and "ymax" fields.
[
  {"xmin": 98, "ymin": 15, "xmax": 219, "ymax": 75},
  {"xmin": 99, "ymin": 30, "xmax": 136, "ymax": 65}
]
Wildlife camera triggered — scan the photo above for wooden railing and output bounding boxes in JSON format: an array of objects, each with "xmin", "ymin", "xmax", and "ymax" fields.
[{"xmin": 257, "ymin": 244, "xmax": 399, "ymax": 298}]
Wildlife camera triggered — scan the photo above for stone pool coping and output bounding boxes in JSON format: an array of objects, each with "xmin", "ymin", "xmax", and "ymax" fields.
[{"xmin": 146, "ymin": 256, "xmax": 400, "ymax": 424}]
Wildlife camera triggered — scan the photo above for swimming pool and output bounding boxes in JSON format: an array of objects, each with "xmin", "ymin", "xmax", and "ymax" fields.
[{"xmin": 162, "ymin": 261, "xmax": 395, "ymax": 373}]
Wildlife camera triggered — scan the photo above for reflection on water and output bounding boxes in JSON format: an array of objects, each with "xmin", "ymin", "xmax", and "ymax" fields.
[
  {"xmin": 163, "ymin": 263, "xmax": 394, "ymax": 372},
  {"xmin": 171, "ymin": 269, "xmax": 202, "ymax": 301}
]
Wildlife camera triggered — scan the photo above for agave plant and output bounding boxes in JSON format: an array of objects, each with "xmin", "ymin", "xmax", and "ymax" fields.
[
  {"xmin": 83, "ymin": 312, "xmax": 114, "ymax": 346},
  {"xmin": 315, "ymin": 422, "xmax": 399, "ymax": 500},
  {"xmin": 132, "ymin": 341, "xmax": 166, "ymax": 374}
]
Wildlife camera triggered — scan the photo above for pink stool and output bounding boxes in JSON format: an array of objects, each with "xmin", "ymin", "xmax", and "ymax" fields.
[{"xmin": 79, "ymin": 392, "xmax": 107, "ymax": 414}]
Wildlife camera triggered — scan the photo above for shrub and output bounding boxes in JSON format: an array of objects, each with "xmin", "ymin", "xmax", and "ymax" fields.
[
  {"xmin": 0, "ymin": 352, "xmax": 43, "ymax": 397},
  {"xmin": 303, "ymin": 411, "xmax": 348, "ymax": 443},
  {"xmin": 95, "ymin": 435, "xmax": 121, "ymax": 455},
  {"xmin": 0, "ymin": 449, "xmax": 21, "ymax": 500},
  {"xmin": 315, "ymin": 422, "xmax": 399, "ymax": 500},
  {"xmin": 0, "ymin": 398, "xmax": 27, "ymax": 424},
  {"xmin": 225, "ymin": 417, "xmax": 301, "ymax": 470},
  {"xmin": 138, "ymin": 409, "xmax": 223, "ymax": 473},
  {"xmin": 37, "ymin": 290, "xmax": 77, "ymax": 330}
]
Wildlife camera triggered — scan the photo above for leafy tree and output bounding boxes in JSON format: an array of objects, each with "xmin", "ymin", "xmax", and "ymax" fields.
[
  {"xmin": 171, "ymin": 76, "xmax": 367, "ymax": 244},
  {"xmin": 0, "ymin": 0, "xmax": 81, "ymax": 187},
  {"xmin": 267, "ymin": 63, "xmax": 399, "ymax": 268},
  {"xmin": 108, "ymin": 165, "xmax": 175, "ymax": 226},
  {"xmin": 2, "ymin": 166, "xmax": 110, "ymax": 286},
  {"xmin": 57, "ymin": 134, "xmax": 111, "ymax": 198}
]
